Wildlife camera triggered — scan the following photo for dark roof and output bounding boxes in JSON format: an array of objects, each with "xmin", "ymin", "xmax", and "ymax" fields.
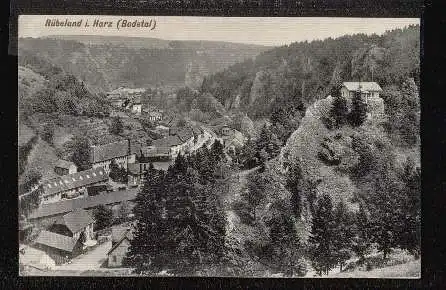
[
  {"xmin": 29, "ymin": 188, "xmax": 139, "ymax": 220},
  {"xmin": 176, "ymin": 128, "xmax": 194, "ymax": 143},
  {"xmin": 108, "ymin": 226, "xmax": 135, "ymax": 255},
  {"xmin": 35, "ymin": 230, "xmax": 77, "ymax": 252},
  {"xmin": 141, "ymin": 146, "xmax": 170, "ymax": 157},
  {"xmin": 192, "ymin": 126, "xmax": 203, "ymax": 136},
  {"xmin": 91, "ymin": 140, "xmax": 130, "ymax": 163},
  {"xmin": 151, "ymin": 135, "xmax": 182, "ymax": 148},
  {"xmin": 55, "ymin": 159, "xmax": 76, "ymax": 170},
  {"xmin": 54, "ymin": 209, "xmax": 94, "ymax": 234},
  {"xmin": 42, "ymin": 167, "xmax": 108, "ymax": 197},
  {"xmin": 342, "ymin": 82, "xmax": 382, "ymax": 92}
]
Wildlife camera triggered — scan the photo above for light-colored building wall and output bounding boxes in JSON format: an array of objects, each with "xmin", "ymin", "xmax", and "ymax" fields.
[{"xmin": 108, "ymin": 239, "xmax": 131, "ymax": 267}]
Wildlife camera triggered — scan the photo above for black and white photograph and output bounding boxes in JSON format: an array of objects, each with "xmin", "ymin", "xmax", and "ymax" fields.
[{"xmin": 17, "ymin": 15, "xmax": 420, "ymax": 278}]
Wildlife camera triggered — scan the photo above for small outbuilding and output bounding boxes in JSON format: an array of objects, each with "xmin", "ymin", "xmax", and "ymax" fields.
[{"xmin": 107, "ymin": 223, "xmax": 136, "ymax": 267}]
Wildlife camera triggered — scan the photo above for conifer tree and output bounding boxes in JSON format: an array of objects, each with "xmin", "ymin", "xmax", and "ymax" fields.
[
  {"xmin": 110, "ymin": 116, "xmax": 124, "ymax": 135},
  {"xmin": 351, "ymin": 203, "xmax": 372, "ymax": 263},
  {"xmin": 349, "ymin": 90, "xmax": 368, "ymax": 126},
  {"xmin": 331, "ymin": 95, "xmax": 348, "ymax": 127},
  {"xmin": 309, "ymin": 194, "xmax": 337, "ymax": 276},
  {"xmin": 397, "ymin": 158, "xmax": 421, "ymax": 258},
  {"xmin": 125, "ymin": 164, "xmax": 168, "ymax": 273},
  {"xmin": 332, "ymin": 200, "xmax": 354, "ymax": 271}
]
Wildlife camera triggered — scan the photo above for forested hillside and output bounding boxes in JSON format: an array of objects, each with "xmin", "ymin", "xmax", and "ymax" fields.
[
  {"xmin": 18, "ymin": 37, "xmax": 269, "ymax": 92},
  {"xmin": 200, "ymin": 25, "xmax": 419, "ymax": 120}
]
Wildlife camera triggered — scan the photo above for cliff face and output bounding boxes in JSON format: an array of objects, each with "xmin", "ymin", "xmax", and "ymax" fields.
[{"xmin": 279, "ymin": 93, "xmax": 388, "ymax": 211}]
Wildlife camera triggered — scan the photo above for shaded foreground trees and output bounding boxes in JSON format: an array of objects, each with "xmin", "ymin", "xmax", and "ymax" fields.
[{"xmin": 126, "ymin": 145, "xmax": 227, "ymax": 275}]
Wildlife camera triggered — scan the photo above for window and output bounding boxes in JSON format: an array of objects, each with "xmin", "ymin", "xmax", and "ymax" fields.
[{"xmin": 113, "ymin": 256, "xmax": 117, "ymax": 262}]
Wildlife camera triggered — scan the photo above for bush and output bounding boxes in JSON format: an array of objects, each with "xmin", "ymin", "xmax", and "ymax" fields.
[{"xmin": 232, "ymin": 200, "xmax": 255, "ymax": 225}]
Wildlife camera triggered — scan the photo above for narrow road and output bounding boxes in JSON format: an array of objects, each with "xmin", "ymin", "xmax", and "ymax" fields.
[{"xmin": 56, "ymin": 241, "xmax": 111, "ymax": 271}]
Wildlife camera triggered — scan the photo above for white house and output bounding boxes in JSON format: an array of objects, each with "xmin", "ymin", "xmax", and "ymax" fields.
[
  {"xmin": 341, "ymin": 82, "xmax": 382, "ymax": 105},
  {"xmin": 340, "ymin": 81, "xmax": 384, "ymax": 119}
]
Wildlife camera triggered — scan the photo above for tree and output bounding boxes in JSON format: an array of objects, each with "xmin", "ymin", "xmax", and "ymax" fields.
[
  {"xmin": 351, "ymin": 203, "xmax": 372, "ymax": 263},
  {"xmin": 70, "ymin": 135, "xmax": 91, "ymax": 171},
  {"xmin": 109, "ymin": 160, "xmax": 127, "ymax": 184},
  {"xmin": 397, "ymin": 158, "xmax": 421, "ymax": 258},
  {"xmin": 330, "ymin": 95, "xmax": 348, "ymax": 128},
  {"xmin": 349, "ymin": 90, "xmax": 367, "ymax": 126},
  {"xmin": 116, "ymin": 201, "xmax": 133, "ymax": 223},
  {"xmin": 332, "ymin": 200, "xmax": 354, "ymax": 271},
  {"xmin": 210, "ymin": 139, "xmax": 224, "ymax": 163},
  {"xmin": 41, "ymin": 122, "xmax": 55, "ymax": 144},
  {"xmin": 126, "ymin": 153, "xmax": 227, "ymax": 275},
  {"xmin": 125, "ymin": 164, "xmax": 168, "ymax": 273},
  {"xmin": 266, "ymin": 199, "xmax": 307, "ymax": 277},
  {"xmin": 93, "ymin": 205, "xmax": 113, "ymax": 231},
  {"xmin": 19, "ymin": 185, "xmax": 42, "ymax": 217},
  {"xmin": 19, "ymin": 169, "xmax": 42, "ymax": 195},
  {"xmin": 244, "ymin": 173, "xmax": 268, "ymax": 220},
  {"xmin": 110, "ymin": 116, "xmax": 124, "ymax": 135},
  {"xmin": 309, "ymin": 194, "xmax": 337, "ymax": 276}
]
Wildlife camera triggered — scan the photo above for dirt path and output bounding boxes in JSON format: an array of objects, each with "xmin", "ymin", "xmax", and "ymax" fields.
[{"xmin": 56, "ymin": 241, "xmax": 112, "ymax": 271}]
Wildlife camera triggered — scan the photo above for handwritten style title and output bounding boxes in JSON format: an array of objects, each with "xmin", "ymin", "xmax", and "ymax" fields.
[{"xmin": 45, "ymin": 18, "xmax": 157, "ymax": 30}]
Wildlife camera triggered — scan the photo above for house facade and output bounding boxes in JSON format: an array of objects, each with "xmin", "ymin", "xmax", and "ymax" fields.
[
  {"xmin": 340, "ymin": 81, "xmax": 384, "ymax": 119},
  {"xmin": 91, "ymin": 139, "xmax": 136, "ymax": 174},
  {"xmin": 34, "ymin": 230, "xmax": 84, "ymax": 265},
  {"xmin": 41, "ymin": 167, "xmax": 108, "ymax": 204},
  {"xmin": 341, "ymin": 82, "xmax": 382, "ymax": 106},
  {"xmin": 54, "ymin": 160, "xmax": 77, "ymax": 176},
  {"xmin": 48, "ymin": 209, "xmax": 95, "ymax": 243},
  {"xmin": 107, "ymin": 223, "xmax": 135, "ymax": 267},
  {"xmin": 33, "ymin": 209, "xmax": 95, "ymax": 265}
]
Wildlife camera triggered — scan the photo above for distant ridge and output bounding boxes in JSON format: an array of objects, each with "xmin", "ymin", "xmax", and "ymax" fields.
[{"xmin": 34, "ymin": 35, "xmax": 273, "ymax": 50}]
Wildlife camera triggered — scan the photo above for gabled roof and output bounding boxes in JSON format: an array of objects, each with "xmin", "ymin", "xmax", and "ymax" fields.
[
  {"xmin": 91, "ymin": 140, "xmax": 130, "ymax": 163},
  {"xmin": 54, "ymin": 209, "xmax": 94, "ymax": 234},
  {"xmin": 108, "ymin": 226, "xmax": 135, "ymax": 255},
  {"xmin": 55, "ymin": 159, "xmax": 76, "ymax": 170},
  {"xmin": 141, "ymin": 146, "xmax": 171, "ymax": 157},
  {"xmin": 176, "ymin": 128, "xmax": 194, "ymax": 143},
  {"xmin": 29, "ymin": 188, "xmax": 139, "ymax": 220},
  {"xmin": 35, "ymin": 230, "xmax": 77, "ymax": 253},
  {"xmin": 151, "ymin": 135, "xmax": 183, "ymax": 148},
  {"xmin": 342, "ymin": 82, "xmax": 382, "ymax": 92},
  {"xmin": 42, "ymin": 167, "xmax": 108, "ymax": 197},
  {"xmin": 192, "ymin": 126, "xmax": 203, "ymax": 136}
]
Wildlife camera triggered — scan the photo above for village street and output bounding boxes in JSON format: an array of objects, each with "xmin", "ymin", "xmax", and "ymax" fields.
[{"xmin": 56, "ymin": 241, "xmax": 112, "ymax": 271}]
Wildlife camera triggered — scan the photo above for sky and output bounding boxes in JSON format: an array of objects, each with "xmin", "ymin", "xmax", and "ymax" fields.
[{"xmin": 19, "ymin": 15, "xmax": 420, "ymax": 47}]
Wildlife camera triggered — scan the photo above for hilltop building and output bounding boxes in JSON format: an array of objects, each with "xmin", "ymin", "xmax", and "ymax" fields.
[
  {"xmin": 341, "ymin": 81, "xmax": 384, "ymax": 119},
  {"xmin": 341, "ymin": 81, "xmax": 382, "ymax": 105}
]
